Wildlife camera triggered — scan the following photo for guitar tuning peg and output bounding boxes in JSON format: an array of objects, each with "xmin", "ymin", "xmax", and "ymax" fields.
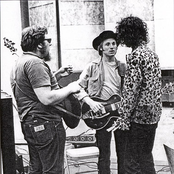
[{"xmin": 11, "ymin": 48, "xmax": 17, "ymax": 52}]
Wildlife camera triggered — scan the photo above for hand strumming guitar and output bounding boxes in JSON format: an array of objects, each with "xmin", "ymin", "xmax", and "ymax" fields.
[
  {"xmin": 81, "ymin": 94, "xmax": 121, "ymax": 130},
  {"xmin": 82, "ymin": 96, "xmax": 104, "ymax": 114}
]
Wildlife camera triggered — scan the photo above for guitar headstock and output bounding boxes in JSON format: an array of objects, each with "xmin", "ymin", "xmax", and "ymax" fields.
[{"xmin": 3, "ymin": 37, "xmax": 17, "ymax": 55}]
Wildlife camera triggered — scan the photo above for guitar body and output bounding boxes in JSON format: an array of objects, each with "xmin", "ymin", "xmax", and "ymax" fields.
[
  {"xmin": 62, "ymin": 94, "xmax": 81, "ymax": 129},
  {"xmin": 82, "ymin": 95, "xmax": 121, "ymax": 130},
  {"xmin": 83, "ymin": 114, "xmax": 118, "ymax": 130}
]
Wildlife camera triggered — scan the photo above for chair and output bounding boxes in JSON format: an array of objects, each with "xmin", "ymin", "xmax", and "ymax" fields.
[
  {"xmin": 164, "ymin": 144, "xmax": 174, "ymax": 174},
  {"xmin": 65, "ymin": 146, "xmax": 99, "ymax": 174}
]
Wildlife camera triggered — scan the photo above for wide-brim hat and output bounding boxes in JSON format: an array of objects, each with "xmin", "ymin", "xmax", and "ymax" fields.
[{"xmin": 92, "ymin": 30, "xmax": 116, "ymax": 50}]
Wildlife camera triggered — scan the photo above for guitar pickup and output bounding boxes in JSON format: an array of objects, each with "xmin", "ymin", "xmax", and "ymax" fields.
[
  {"xmin": 110, "ymin": 104, "xmax": 117, "ymax": 111},
  {"xmin": 110, "ymin": 102, "xmax": 120, "ymax": 111}
]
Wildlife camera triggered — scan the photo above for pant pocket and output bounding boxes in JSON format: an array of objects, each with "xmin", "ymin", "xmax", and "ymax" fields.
[{"xmin": 29, "ymin": 121, "xmax": 54, "ymax": 145}]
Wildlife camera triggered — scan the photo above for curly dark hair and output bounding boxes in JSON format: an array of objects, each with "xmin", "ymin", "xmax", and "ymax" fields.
[
  {"xmin": 21, "ymin": 25, "xmax": 48, "ymax": 52},
  {"xmin": 115, "ymin": 16, "xmax": 149, "ymax": 49}
]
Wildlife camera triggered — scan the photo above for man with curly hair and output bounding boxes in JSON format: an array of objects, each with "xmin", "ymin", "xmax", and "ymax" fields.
[
  {"xmin": 115, "ymin": 16, "xmax": 162, "ymax": 174},
  {"xmin": 10, "ymin": 25, "xmax": 81, "ymax": 174}
]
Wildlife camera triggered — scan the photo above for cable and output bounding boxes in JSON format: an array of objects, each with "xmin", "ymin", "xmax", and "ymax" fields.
[{"xmin": 156, "ymin": 165, "xmax": 170, "ymax": 173}]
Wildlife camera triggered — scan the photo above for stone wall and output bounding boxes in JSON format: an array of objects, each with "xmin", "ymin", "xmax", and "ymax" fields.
[
  {"xmin": 104, "ymin": 0, "xmax": 154, "ymax": 63},
  {"xmin": 59, "ymin": 0, "xmax": 105, "ymax": 70},
  {"xmin": 28, "ymin": 1, "xmax": 58, "ymax": 71},
  {"xmin": 28, "ymin": 0, "xmax": 156, "ymax": 71}
]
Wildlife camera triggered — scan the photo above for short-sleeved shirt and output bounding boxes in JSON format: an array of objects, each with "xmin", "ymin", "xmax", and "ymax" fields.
[{"xmin": 11, "ymin": 52, "xmax": 62, "ymax": 121}]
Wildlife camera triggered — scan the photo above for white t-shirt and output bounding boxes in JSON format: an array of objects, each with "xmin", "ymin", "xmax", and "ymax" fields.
[{"xmin": 100, "ymin": 60, "xmax": 121, "ymax": 100}]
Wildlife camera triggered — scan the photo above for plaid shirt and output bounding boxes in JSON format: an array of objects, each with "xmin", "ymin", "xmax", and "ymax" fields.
[{"xmin": 119, "ymin": 45, "xmax": 162, "ymax": 125}]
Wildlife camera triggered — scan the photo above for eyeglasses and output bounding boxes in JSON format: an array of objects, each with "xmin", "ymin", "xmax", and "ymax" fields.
[{"xmin": 44, "ymin": 38, "xmax": 51, "ymax": 43}]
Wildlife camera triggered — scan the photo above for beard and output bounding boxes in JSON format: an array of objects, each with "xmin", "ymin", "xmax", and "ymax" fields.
[
  {"xmin": 43, "ymin": 52, "xmax": 51, "ymax": 62},
  {"xmin": 40, "ymin": 48, "xmax": 52, "ymax": 62}
]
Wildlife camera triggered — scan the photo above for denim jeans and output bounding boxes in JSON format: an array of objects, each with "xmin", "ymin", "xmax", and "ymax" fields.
[
  {"xmin": 96, "ymin": 128, "xmax": 112, "ymax": 174},
  {"xmin": 125, "ymin": 122, "xmax": 157, "ymax": 174},
  {"xmin": 96, "ymin": 118, "xmax": 128, "ymax": 174},
  {"xmin": 114, "ymin": 129, "xmax": 128, "ymax": 174},
  {"xmin": 21, "ymin": 116, "xmax": 66, "ymax": 174}
]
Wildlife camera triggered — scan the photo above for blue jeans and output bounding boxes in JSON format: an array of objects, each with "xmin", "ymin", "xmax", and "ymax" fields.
[
  {"xmin": 125, "ymin": 122, "xmax": 157, "ymax": 174},
  {"xmin": 21, "ymin": 116, "xmax": 66, "ymax": 174}
]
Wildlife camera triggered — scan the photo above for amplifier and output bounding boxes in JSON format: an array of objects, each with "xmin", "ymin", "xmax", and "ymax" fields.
[
  {"xmin": 66, "ymin": 134, "xmax": 96, "ymax": 144},
  {"xmin": 1, "ymin": 91, "xmax": 16, "ymax": 174}
]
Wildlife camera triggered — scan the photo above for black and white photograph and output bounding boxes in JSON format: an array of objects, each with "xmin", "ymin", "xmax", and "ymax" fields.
[{"xmin": 1, "ymin": 0, "xmax": 174, "ymax": 174}]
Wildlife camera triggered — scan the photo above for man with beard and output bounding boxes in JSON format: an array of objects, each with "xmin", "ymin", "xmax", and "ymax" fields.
[{"xmin": 10, "ymin": 25, "xmax": 81, "ymax": 174}]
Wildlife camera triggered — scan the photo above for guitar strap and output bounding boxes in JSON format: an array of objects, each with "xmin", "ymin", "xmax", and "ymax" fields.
[
  {"xmin": 12, "ymin": 61, "xmax": 37, "ymax": 116},
  {"xmin": 117, "ymin": 61, "xmax": 126, "ymax": 93},
  {"xmin": 115, "ymin": 61, "xmax": 126, "ymax": 90},
  {"xmin": 12, "ymin": 59, "xmax": 33, "ymax": 101}
]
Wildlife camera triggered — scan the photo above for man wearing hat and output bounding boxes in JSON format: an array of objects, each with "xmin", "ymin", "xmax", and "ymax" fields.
[{"xmin": 77, "ymin": 30, "xmax": 127, "ymax": 174}]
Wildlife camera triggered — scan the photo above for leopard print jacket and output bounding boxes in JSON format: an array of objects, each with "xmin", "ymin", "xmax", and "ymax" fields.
[{"xmin": 119, "ymin": 45, "xmax": 162, "ymax": 125}]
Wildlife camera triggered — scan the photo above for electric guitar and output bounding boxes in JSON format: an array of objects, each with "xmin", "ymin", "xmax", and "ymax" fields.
[
  {"xmin": 3, "ymin": 37, "xmax": 81, "ymax": 129},
  {"xmin": 81, "ymin": 94, "xmax": 121, "ymax": 130}
]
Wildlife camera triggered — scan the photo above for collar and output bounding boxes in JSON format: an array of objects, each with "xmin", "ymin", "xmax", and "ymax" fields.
[
  {"xmin": 23, "ymin": 51, "xmax": 43, "ymax": 59},
  {"xmin": 92, "ymin": 56, "xmax": 120, "ymax": 68}
]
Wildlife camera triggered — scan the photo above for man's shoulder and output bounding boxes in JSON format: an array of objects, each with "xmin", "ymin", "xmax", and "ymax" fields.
[
  {"xmin": 91, "ymin": 57, "xmax": 101, "ymax": 64},
  {"xmin": 84, "ymin": 58, "xmax": 101, "ymax": 69},
  {"xmin": 21, "ymin": 53, "xmax": 44, "ymax": 65}
]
